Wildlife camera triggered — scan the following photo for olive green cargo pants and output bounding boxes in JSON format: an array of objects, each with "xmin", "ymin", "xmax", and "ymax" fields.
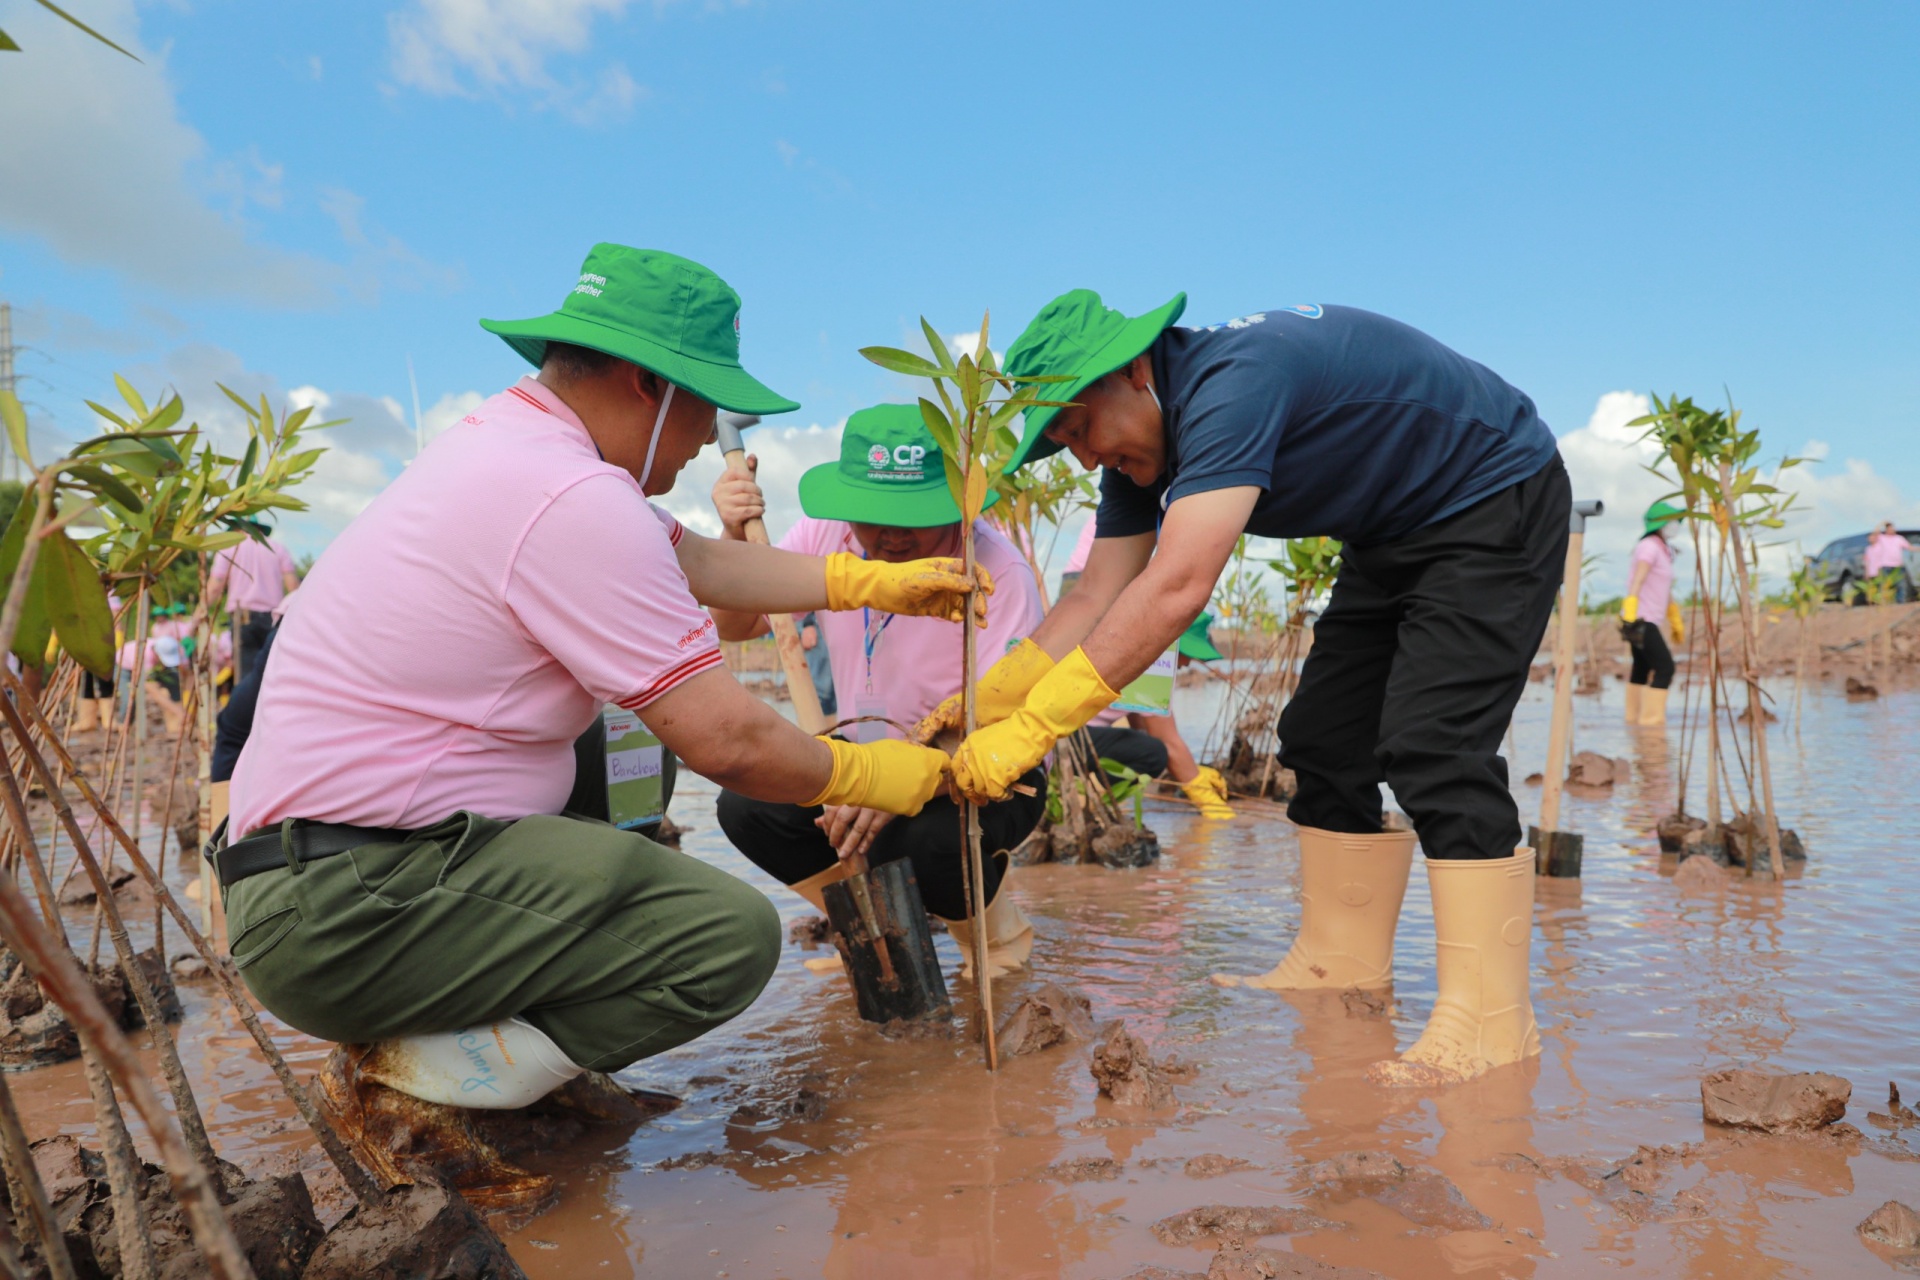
[{"xmin": 223, "ymin": 812, "xmax": 780, "ymax": 1072}]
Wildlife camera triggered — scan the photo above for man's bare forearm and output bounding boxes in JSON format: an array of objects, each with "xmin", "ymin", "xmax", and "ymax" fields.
[
  {"xmin": 642, "ymin": 668, "xmax": 833, "ymax": 801},
  {"xmin": 676, "ymin": 532, "xmax": 830, "ymax": 614}
]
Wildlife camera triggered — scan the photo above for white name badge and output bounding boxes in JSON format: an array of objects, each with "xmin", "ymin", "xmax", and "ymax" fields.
[
  {"xmin": 851, "ymin": 693, "xmax": 891, "ymax": 743},
  {"xmin": 1112, "ymin": 645, "xmax": 1177, "ymax": 716}
]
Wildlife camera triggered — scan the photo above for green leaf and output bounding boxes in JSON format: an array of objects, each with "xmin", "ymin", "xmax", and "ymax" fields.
[
  {"xmin": 220, "ymin": 383, "xmax": 257, "ymax": 417},
  {"xmin": 146, "ymin": 395, "xmax": 184, "ymax": 433},
  {"xmin": 0, "ymin": 389, "xmax": 31, "ymax": 471},
  {"xmin": 85, "ymin": 400, "xmax": 132, "ymax": 430},
  {"xmin": 941, "ymin": 454, "xmax": 966, "ymax": 510},
  {"xmin": 59, "ymin": 464, "xmax": 144, "ymax": 513},
  {"xmin": 917, "ymin": 399, "xmax": 959, "ymax": 459},
  {"xmin": 859, "ymin": 346, "xmax": 943, "ymax": 379},
  {"xmin": 30, "ymin": 0, "xmax": 139, "ymax": 59},
  {"xmin": 0, "ymin": 495, "xmax": 52, "ymax": 669},
  {"xmin": 40, "ymin": 529, "xmax": 114, "ymax": 679},
  {"xmin": 919, "ymin": 318, "xmax": 956, "ymax": 375},
  {"xmin": 236, "ymin": 437, "xmax": 259, "ymax": 485},
  {"xmin": 113, "ymin": 374, "xmax": 147, "ymax": 418},
  {"xmin": 0, "ymin": 27, "xmax": 21, "ymax": 52}
]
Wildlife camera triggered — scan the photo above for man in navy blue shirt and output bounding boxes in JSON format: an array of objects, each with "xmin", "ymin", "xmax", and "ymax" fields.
[{"xmin": 937, "ymin": 289, "xmax": 1570, "ymax": 1087}]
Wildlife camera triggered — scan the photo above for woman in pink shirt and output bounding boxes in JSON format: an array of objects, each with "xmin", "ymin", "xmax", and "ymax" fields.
[
  {"xmin": 219, "ymin": 248, "xmax": 984, "ymax": 1209},
  {"xmin": 1620, "ymin": 501, "xmax": 1686, "ymax": 725},
  {"xmin": 1866, "ymin": 521, "xmax": 1915, "ymax": 601},
  {"xmin": 710, "ymin": 405, "xmax": 1047, "ymax": 980}
]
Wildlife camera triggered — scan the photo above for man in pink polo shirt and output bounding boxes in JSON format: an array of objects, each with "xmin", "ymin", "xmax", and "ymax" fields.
[
  {"xmin": 709, "ymin": 405, "xmax": 1047, "ymax": 981},
  {"xmin": 221, "ymin": 246, "xmax": 983, "ymax": 1211}
]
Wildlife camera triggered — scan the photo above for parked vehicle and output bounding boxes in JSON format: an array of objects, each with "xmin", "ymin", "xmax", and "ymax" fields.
[{"xmin": 1807, "ymin": 529, "xmax": 1920, "ymax": 603}]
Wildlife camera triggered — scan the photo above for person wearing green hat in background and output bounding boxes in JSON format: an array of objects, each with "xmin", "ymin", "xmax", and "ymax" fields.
[
  {"xmin": 1620, "ymin": 500, "xmax": 1687, "ymax": 725},
  {"xmin": 934, "ymin": 289, "xmax": 1572, "ymax": 1088},
  {"xmin": 218, "ymin": 248, "xmax": 988, "ymax": 1209},
  {"xmin": 708, "ymin": 404, "xmax": 1049, "ymax": 982}
]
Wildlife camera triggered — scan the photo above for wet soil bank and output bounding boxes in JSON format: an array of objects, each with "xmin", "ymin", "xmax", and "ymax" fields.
[{"xmin": 7, "ymin": 677, "xmax": 1919, "ymax": 1277}]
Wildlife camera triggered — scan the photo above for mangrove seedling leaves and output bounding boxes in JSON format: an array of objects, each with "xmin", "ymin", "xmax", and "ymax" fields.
[
  {"xmin": 60, "ymin": 463, "xmax": 144, "ymax": 513},
  {"xmin": 859, "ymin": 346, "xmax": 944, "ymax": 379},
  {"xmin": 964, "ymin": 461, "xmax": 988, "ymax": 522},
  {"xmin": 0, "ymin": 495, "xmax": 52, "ymax": 670},
  {"xmin": 0, "ymin": 389, "xmax": 32, "ymax": 471},
  {"xmin": 919, "ymin": 318, "xmax": 957, "ymax": 376},
  {"xmin": 41, "ymin": 529, "xmax": 114, "ymax": 679},
  {"xmin": 917, "ymin": 399, "xmax": 959, "ymax": 460}
]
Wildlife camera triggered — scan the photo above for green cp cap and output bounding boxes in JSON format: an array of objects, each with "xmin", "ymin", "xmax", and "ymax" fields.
[
  {"xmin": 1177, "ymin": 611, "xmax": 1223, "ymax": 662},
  {"xmin": 799, "ymin": 404, "xmax": 998, "ymax": 529},
  {"xmin": 480, "ymin": 244, "xmax": 798, "ymax": 416},
  {"xmin": 1644, "ymin": 500, "xmax": 1685, "ymax": 536},
  {"xmin": 1003, "ymin": 288, "xmax": 1187, "ymax": 471}
]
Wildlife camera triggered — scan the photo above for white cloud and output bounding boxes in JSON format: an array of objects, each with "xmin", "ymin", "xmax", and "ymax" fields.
[
  {"xmin": 422, "ymin": 390, "xmax": 486, "ymax": 443},
  {"xmin": 387, "ymin": 0, "xmax": 656, "ymax": 121},
  {"xmin": 0, "ymin": 1, "xmax": 334, "ymax": 303},
  {"xmin": 652, "ymin": 420, "xmax": 846, "ymax": 539}
]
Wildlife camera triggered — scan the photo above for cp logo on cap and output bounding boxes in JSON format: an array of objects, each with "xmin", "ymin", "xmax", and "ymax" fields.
[
  {"xmin": 892, "ymin": 445, "xmax": 927, "ymax": 469},
  {"xmin": 867, "ymin": 445, "xmax": 890, "ymax": 468}
]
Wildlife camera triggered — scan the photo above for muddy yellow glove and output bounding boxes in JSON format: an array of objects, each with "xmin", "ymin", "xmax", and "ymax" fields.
[
  {"xmin": 912, "ymin": 638, "xmax": 1056, "ymax": 743},
  {"xmin": 805, "ymin": 737, "xmax": 950, "ymax": 817},
  {"xmin": 1667, "ymin": 602, "xmax": 1685, "ymax": 645},
  {"xmin": 1620, "ymin": 596, "xmax": 1640, "ymax": 624},
  {"xmin": 823, "ymin": 553, "xmax": 992, "ymax": 626},
  {"xmin": 1180, "ymin": 765, "xmax": 1236, "ymax": 820},
  {"xmin": 952, "ymin": 648, "xmax": 1118, "ymax": 803}
]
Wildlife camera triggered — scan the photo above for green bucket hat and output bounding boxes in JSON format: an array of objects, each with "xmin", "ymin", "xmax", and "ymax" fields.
[
  {"xmin": 1644, "ymin": 500, "xmax": 1686, "ymax": 536},
  {"xmin": 1003, "ymin": 288, "xmax": 1187, "ymax": 471},
  {"xmin": 799, "ymin": 404, "xmax": 999, "ymax": 529},
  {"xmin": 1177, "ymin": 611, "xmax": 1223, "ymax": 662},
  {"xmin": 480, "ymin": 244, "xmax": 798, "ymax": 416}
]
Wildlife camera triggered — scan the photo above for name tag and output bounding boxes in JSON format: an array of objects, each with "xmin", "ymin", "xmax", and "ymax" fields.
[
  {"xmin": 1112, "ymin": 645, "xmax": 1177, "ymax": 716},
  {"xmin": 602, "ymin": 707, "xmax": 667, "ymax": 830}
]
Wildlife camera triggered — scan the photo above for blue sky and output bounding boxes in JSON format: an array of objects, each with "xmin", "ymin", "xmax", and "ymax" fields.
[{"xmin": 2, "ymin": 0, "xmax": 1915, "ymax": 586}]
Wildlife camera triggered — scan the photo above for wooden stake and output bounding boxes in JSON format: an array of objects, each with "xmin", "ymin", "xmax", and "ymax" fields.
[
  {"xmin": 1539, "ymin": 527, "xmax": 1584, "ymax": 834},
  {"xmin": 960, "ymin": 518, "xmax": 996, "ymax": 1070},
  {"xmin": 1718, "ymin": 461, "xmax": 1787, "ymax": 879},
  {"xmin": 0, "ymin": 1068, "xmax": 79, "ymax": 1280}
]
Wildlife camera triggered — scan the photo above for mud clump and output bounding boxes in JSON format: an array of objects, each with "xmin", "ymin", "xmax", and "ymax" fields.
[
  {"xmin": 1673, "ymin": 855, "xmax": 1728, "ymax": 893},
  {"xmin": 1565, "ymin": 751, "xmax": 1630, "ymax": 787},
  {"xmin": 1657, "ymin": 812, "xmax": 1709, "ymax": 854},
  {"xmin": 1091, "ymin": 1021, "xmax": 1177, "ymax": 1109},
  {"xmin": 1041, "ymin": 1155, "xmax": 1122, "ymax": 1183},
  {"xmin": 998, "ymin": 982, "xmax": 1096, "ymax": 1058},
  {"xmin": 1859, "ymin": 1200, "xmax": 1920, "ymax": 1249},
  {"xmin": 1846, "ymin": 675, "xmax": 1880, "ymax": 699},
  {"xmin": 1150, "ymin": 1203, "xmax": 1341, "ymax": 1247},
  {"xmin": 1206, "ymin": 1240, "xmax": 1385, "ymax": 1279},
  {"xmin": 302, "ymin": 1178, "xmax": 529, "ymax": 1280},
  {"xmin": 1701, "ymin": 1068, "xmax": 1850, "ymax": 1132},
  {"xmin": 0, "ymin": 946, "xmax": 180, "ymax": 1068},
  {"xmin": 26, "ymin": 1134, "xmax": 324, "ymax": 1279},
  {"xmin": 1868, "ymin": 1082, "xmax": 1920, "ymax": 1131},
  {"xmin": 1302, "ymin": 1150, "xmax": 1492, "ymax": 1232},
  {"xmin": 787, "ymin": 914, "xmax": 832, "ymax": 947},
  {"xmin": 1721, "ymin": 813, "xmax": 1808, "ymax": 869},
  {"xmin": 1185, "ymin": 1154, "xmax": 1256, "ymax": 1179},
  {"xmin": 56, "ymin": 865, "xmax": 139, "ymax": 906},
  {"xmin": 1339, "ymin": 988, "xmax": 1391, "ymax": 1019},
  {"xmin": 1090, "ymin": 823, "xmax": 1161, "ymax": 870}
]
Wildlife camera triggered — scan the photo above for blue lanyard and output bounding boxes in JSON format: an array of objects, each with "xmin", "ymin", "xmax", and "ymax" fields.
[{"xmin": 861, "ymin": 607, "xmax": 895, "ymax": 693}]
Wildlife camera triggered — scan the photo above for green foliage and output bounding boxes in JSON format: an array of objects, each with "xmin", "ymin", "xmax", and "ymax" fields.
[
  {"xmin": 1099, "ymin": 757, "xmax": 1149, "ymax": 828},
  {"xmin": 0, "ymin": 481, "xmax": 23, "ymax": 537},
  {"xmin": 1629, "ymin": 393, "xmax": 1800, "ymax": 536}
]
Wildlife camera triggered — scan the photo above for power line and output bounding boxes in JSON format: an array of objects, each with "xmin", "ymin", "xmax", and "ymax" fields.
[{"xmin": 0, "ymin": 301, "xmax": 17, "ymax": 484}]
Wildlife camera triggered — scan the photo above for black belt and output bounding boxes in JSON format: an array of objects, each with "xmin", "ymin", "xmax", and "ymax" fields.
[{"xmin": 207, "ymin": 819, "xmax": 411, "ymax": 888}]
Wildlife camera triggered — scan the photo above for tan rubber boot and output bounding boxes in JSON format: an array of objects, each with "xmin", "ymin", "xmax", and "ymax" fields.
[
  {"xmin": 1623, "ymin": 683, "xmax": 1645, "ymax": 724},
  {"xmin": 1180, "ymin": 765, "xmax": 1237, "ymax": 820},
  {"xmin": 791, "ymin": 864, "xmax": 856, "ymax": 973},
  {"xmin": 72, "ymin": 696, "xmax": 98, "ymax": 735},
  {"xmin": 1211, "ymin": 826, "xmax": 1416, "ymax": 991},
  {"xmin": 1637, "ymin": 686, "xmax": 1670, "ymax": 726},
  {"xmin": 1369, "ymin": 849, "xmax": 1540, "ymax": 1087},
  {"xmin": 939, "ymin": 873, "xmax": 1034, "ymax": 981}
]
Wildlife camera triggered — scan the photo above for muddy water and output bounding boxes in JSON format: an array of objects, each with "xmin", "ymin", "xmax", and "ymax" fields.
[{"xmin": 14, "ymin": 677, "xmax": 1920, "ymax": 1277}]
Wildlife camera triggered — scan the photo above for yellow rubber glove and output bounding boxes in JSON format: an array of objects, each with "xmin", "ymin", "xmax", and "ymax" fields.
[
  {"xmin": 1180, "ymin": 765, "xmax": 1236, "ymax": 820},
  {"xmin": 823, "ymin": 553, "xmax": 993, "ymax": 626},
  {"xmin": 912, "ymin": 638, "xmax": 1056, "ymax": 744},
  {"xmin": 805, "ymin": 736, "xmax": 950, "ymax": 817},
  {"xmin": 1620, "ymin": 596, "xmax": 1640, "ymax": 624},
  {"xmin": 1667, "ymin": 602, "xmax": 1685, "ymax": 645},
  {"xmin": 952, "ymin": 648, "xmax": 1118, "ymax": 803}
]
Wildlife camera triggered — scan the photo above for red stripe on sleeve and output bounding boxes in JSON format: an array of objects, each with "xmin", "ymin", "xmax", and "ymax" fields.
[{"xmin": 615, "ymin": 649, "xmax": 725, "ymax": 710}]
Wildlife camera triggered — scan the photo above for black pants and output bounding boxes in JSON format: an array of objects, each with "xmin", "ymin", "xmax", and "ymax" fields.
[
  {"xmin": 82, "ymin": 671, "xmax": 114, "ymax": 699},
  {"xmin": 1279, "ymin": 455, "xmax": 1571, "ymax": 860},
  {"xmin": 716, "ymin": 769, "xmax": 1045, "ymax": 920},
  {"xmin": 1070, "ymin": 726, "xmax": 1169, "ymax": 780},
  {"xmin": 1623, "ymin": 621, "xmax": 1675, "ymax": 689},
  {"xmin": 234, "ymin": 611, "xmax": 275, "ymax": 684}
]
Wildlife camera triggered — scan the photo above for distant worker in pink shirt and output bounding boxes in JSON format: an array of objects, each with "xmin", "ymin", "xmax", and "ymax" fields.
[
  {"xmin": 1620, "ymin": 501, "xmax": 1686, "ymax": 725},
  {"xmin": 207, "ymin": 523, "xmax": 299, "ymax": 681},
  {"xmin": 220, "ymin": 246, "xmax": 982, "ymax": 1211},
  {"xmin": 1865, "ymin": 521, "xmax": 1915, "ymax": 602},
  {"xmin": 710, "ymin": 405, "xmax": 1047, "ymax": 981}
]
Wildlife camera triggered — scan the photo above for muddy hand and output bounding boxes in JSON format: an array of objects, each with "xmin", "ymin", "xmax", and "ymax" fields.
[{"xmin": 822, "ymin": 552, "xmax": 994, "ymax": 626}]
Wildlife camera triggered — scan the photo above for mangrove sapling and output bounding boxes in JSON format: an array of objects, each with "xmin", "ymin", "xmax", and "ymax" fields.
[{"xmin": 862, "ymin": 314, "xmax": 1071, "ymax": 1069}]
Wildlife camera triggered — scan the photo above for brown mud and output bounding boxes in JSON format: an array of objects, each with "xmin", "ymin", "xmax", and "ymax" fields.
[{"xmin": 6, "ymin": 676, "xmax": 1919, "ymax": 1276}]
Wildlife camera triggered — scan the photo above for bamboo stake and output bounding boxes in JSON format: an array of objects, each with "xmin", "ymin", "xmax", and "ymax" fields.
[
  {"xmin": 0, "ymin": 867, "xmax": 256, "ymax": 1280},
  {"xmin": 1539, "ymin": 527, "xmax": 1585, "ymax": 834},
  {"xmin": 0, "ymin": 1068, "xmax": 79, "ymax": 1280},
  {"xmin": 959, "ymin": 511, "xmax": 996, "ymax": 1070},
  {"xmin": 1719, "ymin": 460, "xmax": 1787, "ymax": 879},
  {"xmin": 0, "ymin": 671, "xmax": 384, "ymax": 1208},
  {"xmin": 0, "ymin": 727, "xmax": 220, "ymax": 1180}
]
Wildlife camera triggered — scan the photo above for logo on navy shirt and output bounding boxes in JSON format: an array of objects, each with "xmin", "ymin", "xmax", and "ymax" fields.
[{"xmin": 1187, "ymin": 305, "xmax": 1322, "ymax": 332}]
